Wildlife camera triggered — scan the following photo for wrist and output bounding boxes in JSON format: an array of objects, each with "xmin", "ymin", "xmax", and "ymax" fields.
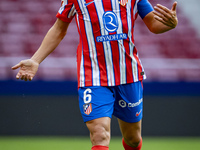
[{"xmin": 30, "ymin": 57, "xmax": 40, "ymax": 65}]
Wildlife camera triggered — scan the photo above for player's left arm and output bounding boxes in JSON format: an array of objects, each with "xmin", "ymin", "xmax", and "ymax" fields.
[{"xmin": 143, "ymin": 1, "xmax": 178, "ymax": 34}]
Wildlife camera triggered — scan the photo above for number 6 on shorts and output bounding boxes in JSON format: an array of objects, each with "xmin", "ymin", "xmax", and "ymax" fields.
[{"xmin": 83, "ymin": 88, "xmax": 92, "ymax": 104}]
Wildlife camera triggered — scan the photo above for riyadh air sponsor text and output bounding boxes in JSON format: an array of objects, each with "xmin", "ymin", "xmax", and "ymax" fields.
[{"xmin": 96, "ymin": 33, "xmax": 127, "ymax": 42}]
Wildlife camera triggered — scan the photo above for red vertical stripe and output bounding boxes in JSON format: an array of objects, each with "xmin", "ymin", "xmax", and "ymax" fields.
[
  {"xmin": 75, "ymin": 15, "xmax": 82, "ymax": 87},
  {"xmin": 133, "ymin": 47, "xmax": 143, "ymax": 81},
  {"xmin": 110, "ymin": 39, "xmax": 120, "ymax": 85},
  {"xmin": 86, "ymin": 2, "xmax": 108, "ymax": 86},
  {"xmin": 131, "ymin": 1, "xmax": 136, "ymax": 43},
  {"xmin": 76, "ymin": 4, "xmax": 93, "ymax": 86},
  {"xmin": 120, "ymin": 5, "xmax": 134, "ymax": 83},
  {"xmin": 76, "ymin": 43, "xmax": 82, "ymax": 87},
  {"xmin": 69, "ymin": 0, "xmax": 143, "ymax": 87},
  {"xmin": 102, "ymin": 0, "xmax": 121, "ymax": 85},
  {"xmin": 131, "ymin": 1, "xmax": 142, "ymax": 81}
]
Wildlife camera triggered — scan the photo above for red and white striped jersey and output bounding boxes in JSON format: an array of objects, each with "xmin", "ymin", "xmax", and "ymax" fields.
[{"xmin": 56, "ymin": 0, "xmax": 153, "ymax": 87}]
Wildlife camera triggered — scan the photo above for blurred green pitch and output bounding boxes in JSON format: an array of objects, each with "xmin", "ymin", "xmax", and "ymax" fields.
[{"xmin": 0, "ymin": 136, "xmax": 200, "ymax": 150}]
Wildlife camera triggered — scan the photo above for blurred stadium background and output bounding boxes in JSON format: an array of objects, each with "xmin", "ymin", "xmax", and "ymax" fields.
[{"xmin": 0, "ymin": 0, "xmax": 200, "ymax": 149}]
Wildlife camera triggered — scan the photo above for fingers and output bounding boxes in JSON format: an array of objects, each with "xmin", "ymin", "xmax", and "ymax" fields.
[
  {"xmin": 153, "ymin": 11, "xmax": 168, "ymax": 23},
  {"xmin": 15, "ymin": 67, "xmax": 34, "ymax": 81},
  {"xmin": 153, "ymin": 14, "xmax": 170, "ymax": 28},
  {"xmin": 156, "ymin": 4, "xmax": 171, "ymax": 14},
  {"xmin": 16, "ymin": 72, "xmax": 33, "ymax": 81},
  {"xmin": 23, "ymin": 74, "xmax": 33, "ymax": 81},
  {"xmin": 12, "ymin": 59, "xmax": 38, "ymax": 81},
  {"xmin": 12, "ymin": 60, "xmax": 35, "ymax": 81},
  {"xmin": 154, "ymin": 4, "xmax": 172, "ymax": 19},
  {"xmin": 16, "ymin": 72, "xmax": 21, "ymax": 79},
  {"xmin": 153, "ymin": 2, "xmax": 178, "ymax": 28},
  {"xmin": 172, "ymin": 1, "xmax": 177, "ymax": 11},
  {"xmin": 11, "ymin": 62, "xmax": 21, "ymax": 70}
]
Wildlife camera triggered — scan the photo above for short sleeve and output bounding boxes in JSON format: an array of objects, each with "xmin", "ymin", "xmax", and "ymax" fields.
[
  {"xmin": 56, "ymin": 0, "xmax": 76, "ymax": 23},
  {"xmin": 137, "ymin": 0, "xmax": 154, "ymax": 19}
]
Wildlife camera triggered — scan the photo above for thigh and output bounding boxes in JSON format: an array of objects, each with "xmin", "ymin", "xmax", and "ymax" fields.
[
  {"xmin": 78, "ymin": 86, "xmax": 115, "ymax": 122},
  {"xmin": 113, "ymin": 81, "xmax": 143, "ymax": 123},
  {"xmin": 86, "ymin": 117, "xmax": 111, "ymax": 146}
]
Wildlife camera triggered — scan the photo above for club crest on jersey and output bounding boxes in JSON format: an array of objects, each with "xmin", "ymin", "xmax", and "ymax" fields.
[
  {"xmin": 119, "ymin": 0, "xmax": 128, "ymax": 6},
  {"xmin": 83, "ymin": 103, "xmax": 92, "ymax": 115}
]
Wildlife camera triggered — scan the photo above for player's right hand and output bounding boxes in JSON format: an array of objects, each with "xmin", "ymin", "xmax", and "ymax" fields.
[{"xmin": 11, "ymin": 59, "xmax": 39, "ymax": 81}]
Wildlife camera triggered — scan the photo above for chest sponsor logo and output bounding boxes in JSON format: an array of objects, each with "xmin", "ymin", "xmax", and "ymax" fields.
[
  {"xmin": 96, "ymin": 33, "xmax": 127, "ymax": 42},
  {"xmin": 97, "ymin": 11, "xmax": 127, "ymax": 42},
  {"xmin": 103, "ymin": 11, "xmax": 118, "ymax": 33}
]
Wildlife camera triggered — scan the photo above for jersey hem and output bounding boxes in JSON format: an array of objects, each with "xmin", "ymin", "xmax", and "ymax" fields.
[{"xmin": 78, "ymin": 78, "xmax": 146, "ymax": 88}]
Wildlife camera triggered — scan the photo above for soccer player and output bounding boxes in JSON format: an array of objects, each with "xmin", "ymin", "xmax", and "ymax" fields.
[{"xmin": 12, "ymin": 0, "xmax": 178, "ymax": 150}]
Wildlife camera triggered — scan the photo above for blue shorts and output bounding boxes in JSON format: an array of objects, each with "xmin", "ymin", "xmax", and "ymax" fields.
[{"xmin": 78, "ymin": 81, "xmax": 143, "ymax": 123}]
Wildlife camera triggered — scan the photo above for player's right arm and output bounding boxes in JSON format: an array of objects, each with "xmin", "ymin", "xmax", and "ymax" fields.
[{"xmin": 11, "ymin": 18, "xmax": 70, "ymax": 81}]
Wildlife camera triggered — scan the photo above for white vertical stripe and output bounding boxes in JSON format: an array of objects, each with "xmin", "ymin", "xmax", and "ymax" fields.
[
  {"xmin": 75, "ymin": 11, "xmax": 85, "ymax": 87},
  {"xmin": 58, "ymin": 0, "xmax": 68, "ymax": 14},
  {"xmin": 137, "ymin": 53, "xmax": 146, "ymax": 79},
  {"xmin": 133, "ymin": 0, "xmax": 139, "ymax": 15},
  {"xmin": 95, "ymin": 0, "xmax": 115, "ymax": 86},
  {"xmin": 68, "ymin": 4, "xmax": 76, "ymax": 18},
  {"xmin": 130, "ymin": 48, "xmax": 139, "ymax": 82},
  {"xmin": 127, "ymin": 0, "xmax": 138, "ymax": 82},
  {"xmin": 76, "ymin": 13, "xmax": 79, "ymax": 28},
  {"xmin": 77, "ymin": 0, "xmax": 100, "ymax": 86},
  {"xmin": 80, "ymin": 51, "xmax": 85, "ymax": 87},
  {"xmin": 134, "ymin": 0, "xmax": 146, "ymax": 80},
  {"xmin": 134, "ymin": 0, "xmax": 143, "ymax": 81},
  {"xmin": 113, "ymin": 0, "xmax": 126, "ymax": 84}
]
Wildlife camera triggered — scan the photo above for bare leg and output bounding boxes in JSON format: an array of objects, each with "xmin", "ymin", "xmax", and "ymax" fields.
[
  {"xmin": 118, "ymin": 119, "xmax": 142, "ymax": 147},
  {"xmin": 86, "ymin": 117, "xmax": 111, "ymax": 147}
]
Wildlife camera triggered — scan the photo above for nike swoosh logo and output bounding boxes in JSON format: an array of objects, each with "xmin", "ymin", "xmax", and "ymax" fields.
[
  {"xmin": 136, "ymin": 109, "xmax": 142, "ymax": 117},
  {"xmin": 85, "ymin": 0, "xmax": 95, "ymax": 6}
]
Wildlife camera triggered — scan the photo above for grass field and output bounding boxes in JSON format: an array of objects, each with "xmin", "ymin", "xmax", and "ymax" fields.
[{"xmin": 0, "ymin": 136, "xmax": 200, "ymax": 150}]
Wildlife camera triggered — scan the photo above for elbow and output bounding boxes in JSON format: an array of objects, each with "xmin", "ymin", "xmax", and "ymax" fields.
[
  {"xmin": 151, "ymin": 30, "xmax": 163, "ymax": 34},
  {"xmin": 148, "ymin": 26, "xmax": 163, "ymax": 34},
  {"xmin": 150, "ymin": 29, "xmax": 161, "ymax": 34},
  {"xmin": 148, "ymin": 26, "xmax": 172, "ymax": 34}
]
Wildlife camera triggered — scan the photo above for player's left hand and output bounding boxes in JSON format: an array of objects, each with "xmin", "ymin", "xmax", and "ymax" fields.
[{"xmin": 153, "ymin": 1, "xmax": 178, "ymax": 29}]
